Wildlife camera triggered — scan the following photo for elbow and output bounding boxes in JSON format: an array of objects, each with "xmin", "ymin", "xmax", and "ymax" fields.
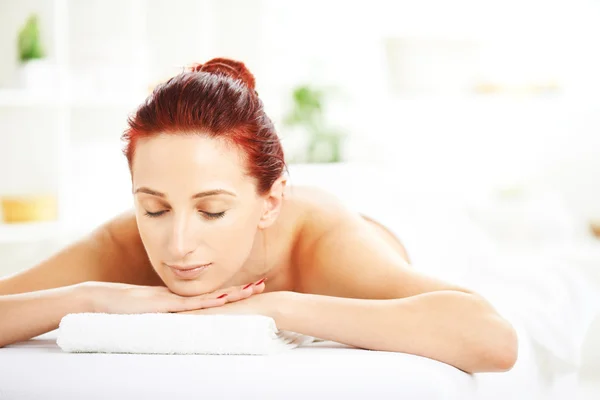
[
  {"xmin": 496, "ymin": 319, "xmax": 519, "ymax": 371},
  {"xmin": 446, "ymin": 292, "xmax": 519, "ymax": 373},
  {"xmin": 470, "ymin": 297, "xmax": 519, "ymax": 373},
  {"xmin": 482, "ymin": 316, "xmax": 518, "ymax": 372}
]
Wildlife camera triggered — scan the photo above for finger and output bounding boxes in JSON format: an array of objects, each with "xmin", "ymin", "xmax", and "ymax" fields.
[
  {"xmin": 197, "ymin": 278, "xmax": 267, "ymax": 304},
  {"xmin": 228, "ymin": 279, "xmax": 265, "ymax": 301},
  {"xmin": 193, "ymin": 297, "xmax": 230, "ymax": 309},
  {"xmin": 252, "ymin": 284, "xmax": 265, "ymax": 295},
  {"xmin": 251, "ymin": 279, "xmax": 266, "ymax": 294},
  {"xmin": 207, "ymin": 281, "xmax": 257, "ymax": 302},
  {"xmin": 218, "ymin": 286, "xmax": 251, "ymax": 303},
  {"xmin": 199, "ymin": 283, "xmax": 249, "ymax": 300},
  {"xmin": 232, "ymin": 278, "xmax": 267, "ymax": 299}
]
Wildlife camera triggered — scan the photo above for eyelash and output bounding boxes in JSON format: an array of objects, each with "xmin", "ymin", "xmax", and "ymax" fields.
[{"xmin": 144, "ymin": 210, "xmax": 226, "ymax": 220}]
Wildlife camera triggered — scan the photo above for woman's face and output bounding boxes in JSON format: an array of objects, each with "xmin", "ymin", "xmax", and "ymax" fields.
[{"xmin": 131, "ymin": 134, "xmax": 268, "ymax": 296}]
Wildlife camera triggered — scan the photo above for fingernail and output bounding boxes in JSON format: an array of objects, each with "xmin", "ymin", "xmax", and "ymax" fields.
[
  {"xmin": 217, "ymin": 294, "xmax": 228, "ymax": 299},
  {"xmin": 242, "ymin": 283, "xmax": 253, "ymax": 290},
  {"xmin": 254, "ymin": 278, "xmax": 266, "ymax": 286}
]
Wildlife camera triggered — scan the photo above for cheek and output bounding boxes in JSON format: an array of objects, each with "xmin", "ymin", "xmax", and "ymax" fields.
[
  {"xmin": 212, "ymin": 218, "xmax": 256, "ymax": 256},
  {"xmin": 210, "ymin": 216, "xmax": 259, "ymax": 267},
  {"xmin": 135, "ymin": 214, "xmax": 165, "ymax": 263}
]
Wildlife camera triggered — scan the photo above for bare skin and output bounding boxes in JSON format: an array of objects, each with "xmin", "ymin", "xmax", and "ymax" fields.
[
  {"xmin": 0, "ymin": 135, "xmax": 411, "ymax": 297},
  {"xmin": 95, "ymin": 185, "xmax": 411, "ymax": 293},
  {"xmin": 0, "ymin": 133, "xmax": 517, "ymax": 372},
  {"xmin": 0, "ymin": 186, "xmax": 409, "ymax": 298}
]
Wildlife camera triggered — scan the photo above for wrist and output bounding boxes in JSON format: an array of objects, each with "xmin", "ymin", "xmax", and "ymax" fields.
[
  {"xmin": 66, "ymin": 283, "xmax": 97, "ymax": 313},
  {"xmin": 269, "ymin": 290, "xmax": 298, "ymax": 330}
]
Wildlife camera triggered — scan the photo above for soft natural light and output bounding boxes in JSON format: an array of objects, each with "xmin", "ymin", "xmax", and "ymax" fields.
[{"xmin": 0, "ymin": 1, "xmax": 599, "ymax": 398}]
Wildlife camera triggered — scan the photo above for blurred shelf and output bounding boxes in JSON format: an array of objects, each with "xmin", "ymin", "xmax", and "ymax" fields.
[
  {"xmin": 0, "ymin": 221, "xmax": 67, "ymax": 243},
  {"xmin": 0, "ymin": 89, "xmax": 146, "ymax": 109}
]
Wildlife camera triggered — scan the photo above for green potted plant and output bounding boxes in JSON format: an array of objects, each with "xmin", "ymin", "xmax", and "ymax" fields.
[
  {"xmin": 282, "ymin": 84, "xmax": 346, "ymax": 163},
  {"xmin": 16, "ymin": 14, "xmax": 54, "ymax": 90}
]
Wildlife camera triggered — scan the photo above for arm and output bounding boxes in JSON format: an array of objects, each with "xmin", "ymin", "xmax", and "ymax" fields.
[
  {"xmin": 0, "ymin": 210, "xmax": 154, "ymax": 347},
  {"xmin": 0, "ymin": 285, "xmax": 91, "ymax": 347},
  {"xmin": 290, "ymin": 210, "xmax": 517, "ymax": 373},
  {"xmin": 275, "ymin": 290, "xmax": 516, "ymax": 373}
]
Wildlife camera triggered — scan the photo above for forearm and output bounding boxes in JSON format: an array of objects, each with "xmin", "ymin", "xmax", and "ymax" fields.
[
  {"xmin": 0, "ymin": 285, "xmax": 91, "ymax": 348},
  {"xmin": 276, "ymin": 290, "xmax": 518, "ymax": 373}
]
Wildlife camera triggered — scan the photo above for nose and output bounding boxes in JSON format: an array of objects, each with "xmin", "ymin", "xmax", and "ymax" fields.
[{"xmin": 167, "ymin": 214, "xmax": 198, "ymax": 260}]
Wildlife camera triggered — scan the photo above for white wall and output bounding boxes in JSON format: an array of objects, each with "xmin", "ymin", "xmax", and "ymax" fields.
[{"xmin": 2, "ymin": 1, "xmax": 600, "ymax": 205}]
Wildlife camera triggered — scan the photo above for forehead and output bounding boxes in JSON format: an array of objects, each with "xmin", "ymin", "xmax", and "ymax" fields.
[{"xmin": 132, "ymin": 134, "xmax": 249, "ymax": 189}]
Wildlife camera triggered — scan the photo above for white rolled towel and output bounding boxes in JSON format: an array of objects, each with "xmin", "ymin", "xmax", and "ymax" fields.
[{"xmin": 57, "ymin": 313, "xmax": 315, "ymax": 355}]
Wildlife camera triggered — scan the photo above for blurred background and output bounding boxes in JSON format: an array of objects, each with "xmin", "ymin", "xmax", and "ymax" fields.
[{"xmin": 0, "ymin": 0, "xmax": 599, "ymax": 397}]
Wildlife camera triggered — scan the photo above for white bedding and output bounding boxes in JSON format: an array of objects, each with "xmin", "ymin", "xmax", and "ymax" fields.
[
  {"xmin": 0, "ymin": 326, "xmax": 573, "ymax": 400},
  {"xmin": 287, "ymin": 163, "xmax": 600, "ymax": 373}
]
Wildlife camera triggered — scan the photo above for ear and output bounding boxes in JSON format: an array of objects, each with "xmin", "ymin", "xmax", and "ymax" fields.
[{"xmin": 257, "ymin": 176, "xmax": 287, "ymax": 229}]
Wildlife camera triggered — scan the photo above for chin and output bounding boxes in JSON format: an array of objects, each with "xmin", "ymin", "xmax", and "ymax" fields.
[
  {"xmin": 163, "ymin": 269, "xmax": 228, "ymax": 297},
  {"xmin": 165, "ymin": 279, "xmax": 213, "ymax": 297},
  {"xmin": 158, "ymin": 262, "xmax": 240, "ymax": 296}
]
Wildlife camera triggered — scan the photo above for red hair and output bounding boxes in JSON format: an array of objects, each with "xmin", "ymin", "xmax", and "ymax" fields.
[{"xmin": 122, "ymin": 58, "xmax": 286, "ymax": 195}]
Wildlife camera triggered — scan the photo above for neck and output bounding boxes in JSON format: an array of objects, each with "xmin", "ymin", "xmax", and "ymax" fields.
[
  {"xmin": 223, "ymin": 224, "xmax": 278, "ymax": 287},
  {"xmin": 224, "ymin": 196, "xmax": 296, "ymax": 289},
  {"xmin": 243, "ymin": 228, "xmax": 273, "ymax": 280}
]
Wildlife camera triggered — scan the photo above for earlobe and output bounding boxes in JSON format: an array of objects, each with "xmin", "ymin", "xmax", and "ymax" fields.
[
  {"xmin": 258, "ymin": 200, "xmax": 280, "ymax": 229},
  {"xmin": 257, "ymin": 177, "xmax": 286, "ymax": 230},
  {"xmin": 257, "ymin": 215, "xmax": 270, "ymax": 230}
]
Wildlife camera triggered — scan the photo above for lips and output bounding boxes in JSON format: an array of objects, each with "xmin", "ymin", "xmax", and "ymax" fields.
[
  {"xmin": 168, "ymin": 263, "xmax": 211, "ymax": 271},
  {"xmin": 166, "ymin": 263, "xmax": 212, "ymax": 279}
]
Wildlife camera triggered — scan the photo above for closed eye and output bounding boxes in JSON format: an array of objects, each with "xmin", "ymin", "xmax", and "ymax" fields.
[
  {"xmin": 202, "ymin": 211, "xmax": 226, "ymax": 220},
  {"xmin": 143, "ymin": 210, "xmax": 226, "ymax": 220},
  {"xmin": 145, "ymin": 210, "xmax": 168, "ymax": 217}
]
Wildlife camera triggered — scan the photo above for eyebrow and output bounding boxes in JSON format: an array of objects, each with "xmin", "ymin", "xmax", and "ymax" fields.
[{"xmin": 134, "ymin": 187, "xmax": 236, "ymax": 199}]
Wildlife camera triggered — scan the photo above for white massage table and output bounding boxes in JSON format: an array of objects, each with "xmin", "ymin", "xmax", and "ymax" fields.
[{"xmin": 0, "ymin": 324, "xmax": 575, "ymax": 400}]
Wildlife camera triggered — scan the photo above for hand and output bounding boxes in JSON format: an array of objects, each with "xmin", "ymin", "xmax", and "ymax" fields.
[
  {"xmin": 178, "ymin": 291, "xmax": 284, "ymax": 321},
  {"xmin": 74, "ymin": 278, "xmax": 267, "ymax": 314}
]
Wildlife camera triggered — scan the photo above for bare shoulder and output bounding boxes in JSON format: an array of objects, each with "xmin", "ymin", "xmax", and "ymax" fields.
[
  {"xmin": 103, "ymin": 210, "xmax": 161, "ymax": 286},
  {"xmin": 285, "ymin": 185, "xmax": 365, "ymax": 249},
  {"xmin": 0, "ymin": 210, "xmax": 159, "ymax": 296},
  {"xmin": 285, "ymin": 186, "xmax": 371, "ymax": 278},
  {"xmin": 286, "ymin": 185, "xmax": 426, "ymax": 298},
  {"xmin": 286, "ymin": 184, "xmax": 410, "ymax": 252}
]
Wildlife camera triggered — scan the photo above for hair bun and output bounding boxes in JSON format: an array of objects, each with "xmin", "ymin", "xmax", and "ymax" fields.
[{"xmin": 190, "ymin": 58, "xmax": 256, "ymax": 90}]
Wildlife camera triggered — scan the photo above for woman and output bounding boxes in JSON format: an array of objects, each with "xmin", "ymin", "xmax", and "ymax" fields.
[{"xmin": 0, "ymin": 58, "xmax": 517, "ymax": 373}]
